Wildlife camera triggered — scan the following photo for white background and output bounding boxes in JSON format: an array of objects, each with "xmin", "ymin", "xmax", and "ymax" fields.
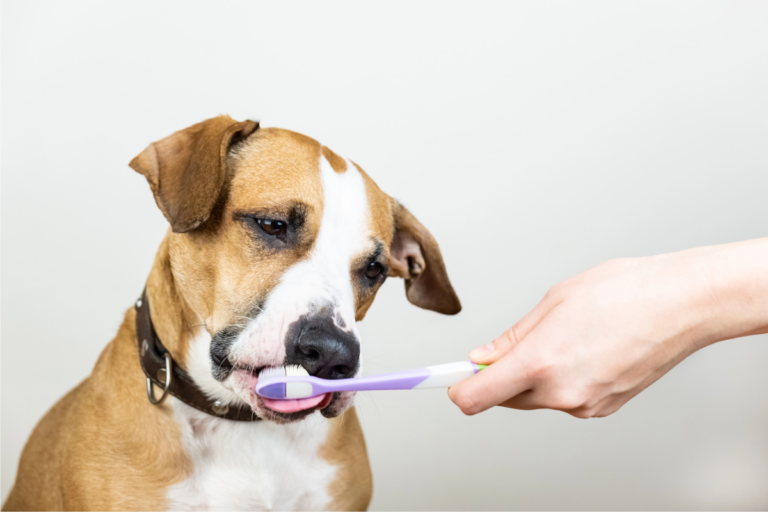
[{"xmin": 2, "ymin": 1, "xmax": 767, "ymax": 509}]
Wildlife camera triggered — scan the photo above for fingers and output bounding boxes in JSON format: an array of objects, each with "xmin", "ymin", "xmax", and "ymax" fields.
[
  {"xmin": 496, "ymin": 388, "xmax": 602, "ymax": 416},
  {"xmin": 496, "ymin": 383, "xmax": 631, "ymax": 419},
  {"xmin": 448, "ymin": 346, "xmax": 535, "ymax": 415},
  {"xmin": 496, "ymin": 390, "xmax": 540, "ymax": 410}
]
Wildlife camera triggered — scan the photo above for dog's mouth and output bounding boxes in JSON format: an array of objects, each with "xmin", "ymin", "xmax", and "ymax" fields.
[
  {"xmin": 260, "ymin": 392, "xmax": 333, "ymax": 413},
  {"xmin": 231, "ymin": 365, "xmax": 346, "ymax": 423}
]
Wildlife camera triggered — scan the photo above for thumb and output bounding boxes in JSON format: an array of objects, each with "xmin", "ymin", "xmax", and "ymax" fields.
[
  {"xmin": 469, "ymin": 291, "xmax": 561, "ymax": 365},
  {"xmin": 468, "ymin": 327, "xmax": 520, "ymax": 365}
]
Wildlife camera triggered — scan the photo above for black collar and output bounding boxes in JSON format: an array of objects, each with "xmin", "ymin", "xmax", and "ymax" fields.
[{"xmin": 135, "ymin": 289, "xmax": 260, "ymax": 421}]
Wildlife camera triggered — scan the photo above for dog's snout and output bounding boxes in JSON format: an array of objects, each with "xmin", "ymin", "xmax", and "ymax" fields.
[{"xmin": 286, "ymin": 315, "xmax": 359, "ymax": 380}]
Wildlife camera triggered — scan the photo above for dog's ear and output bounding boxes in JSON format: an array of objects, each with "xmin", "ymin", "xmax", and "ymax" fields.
[
  {"xmin": 389, "ymin": 202, "xmax": 461, "ymax": 315},
  {"xmin": 129, "ymin": 115, "xmax": 259, "ymax": 233}
]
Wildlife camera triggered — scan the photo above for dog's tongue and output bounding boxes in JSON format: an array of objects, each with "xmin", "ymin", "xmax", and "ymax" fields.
[{"xmin": 261, "ymin": 393, "xmax": 331, "ymax": 413}]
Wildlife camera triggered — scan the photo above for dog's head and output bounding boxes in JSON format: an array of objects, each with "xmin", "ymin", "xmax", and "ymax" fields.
[{"xmin": 131, "ymin": 116, "xmax": 460, "ymax": 423}]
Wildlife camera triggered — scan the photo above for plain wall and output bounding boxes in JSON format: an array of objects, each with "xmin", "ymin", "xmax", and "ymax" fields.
[{"xmin": 2, "ymin": 1, "xmax": 767, "ymax": 509}]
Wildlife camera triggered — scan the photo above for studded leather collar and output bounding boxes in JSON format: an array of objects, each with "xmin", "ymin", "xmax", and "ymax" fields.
[{"xmin": 135, "ymin": 288, "xmax": 260, "ymax": 421}]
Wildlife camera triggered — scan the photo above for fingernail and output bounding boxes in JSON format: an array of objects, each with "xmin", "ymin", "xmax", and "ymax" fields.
[{"xmin": 469, "ymin": 343, "xmax": 495, "ymax": 360}]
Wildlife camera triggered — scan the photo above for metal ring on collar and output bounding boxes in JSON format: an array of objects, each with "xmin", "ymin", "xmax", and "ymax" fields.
[{"xmin": 147, "ymin": 352, "xmax": 172, "ymax": 405}]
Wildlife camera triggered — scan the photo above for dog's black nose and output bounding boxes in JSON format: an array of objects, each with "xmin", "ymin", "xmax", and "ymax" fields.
[{"xmin": 285, "ymin": 315, "xmax": 360, "ymax": 380}]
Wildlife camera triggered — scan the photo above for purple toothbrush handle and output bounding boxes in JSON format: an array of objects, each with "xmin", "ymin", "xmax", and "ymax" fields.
[{"xmin": 311, "ymin": 368, "xmax": 431, "ymax": 394}]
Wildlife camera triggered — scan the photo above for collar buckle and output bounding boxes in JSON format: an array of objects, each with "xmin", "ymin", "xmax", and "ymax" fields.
[{"xmin": 146, "ymin": 352, "xmax": 172, "ymax": 405}]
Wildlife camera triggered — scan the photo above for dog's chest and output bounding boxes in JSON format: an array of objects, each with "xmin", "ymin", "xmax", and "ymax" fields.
[{"xmin": 167, "ymin": 402, "xmax": 336, "ymax": 511}]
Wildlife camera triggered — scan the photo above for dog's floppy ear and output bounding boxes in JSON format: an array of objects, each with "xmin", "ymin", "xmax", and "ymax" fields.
[
  {"xmin": 389, "ymin": 202, "xmax": 461, "ymax": 315},
  {"xmin": 129, "ymin": 115, "xmax": 259, "ymax": 233}
]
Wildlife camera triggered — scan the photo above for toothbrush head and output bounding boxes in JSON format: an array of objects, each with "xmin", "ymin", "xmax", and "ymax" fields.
[{"xmin": 256, "ymin": 365, "xmax": 317, "ymax": 399}]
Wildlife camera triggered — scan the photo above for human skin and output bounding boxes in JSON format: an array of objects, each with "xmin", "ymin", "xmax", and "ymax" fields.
[{"xmin": 448, "ymin": 238, "xmax": 768, "ymax": 419}]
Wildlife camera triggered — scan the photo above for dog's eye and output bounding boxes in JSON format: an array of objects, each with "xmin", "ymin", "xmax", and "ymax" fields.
[
  {"xmin": 256, "ymin": 219, "xmax": 287, "ymax": 238},
  {"xmin": 365, "ymin": 262, "xmax": 384, "ymax": 279}
]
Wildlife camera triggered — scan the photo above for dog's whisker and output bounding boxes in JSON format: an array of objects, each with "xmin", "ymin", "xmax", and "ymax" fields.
[{"xmin": 358, "ymin": 392, "xmax": 384, "ymax": 422}]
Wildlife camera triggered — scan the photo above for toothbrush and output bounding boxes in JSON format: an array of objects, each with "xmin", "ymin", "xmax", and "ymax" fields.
[{"xmin": 255, "ymin": 361, "xmax": 488, "ymax": 400}]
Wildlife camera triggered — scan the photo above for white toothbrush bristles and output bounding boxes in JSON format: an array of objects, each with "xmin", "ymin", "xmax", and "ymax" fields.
[
  {"xmin": 258, "ymin": 366, "xmax": 285, "ymax": 380},
  {"xmin": 285, "ymin": 365, "xmax": 309, "ymax": 377}
]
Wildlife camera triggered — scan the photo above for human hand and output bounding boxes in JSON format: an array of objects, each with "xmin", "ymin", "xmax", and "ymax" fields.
[{"xmin": 448, "ymin": 239, "xmax": 768, "ymax": 418}]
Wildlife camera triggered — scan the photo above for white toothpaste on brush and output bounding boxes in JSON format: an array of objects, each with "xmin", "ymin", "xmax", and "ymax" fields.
[{"xmin": 255, "ymin": 361, "xmax": 487, "ymax": 400}]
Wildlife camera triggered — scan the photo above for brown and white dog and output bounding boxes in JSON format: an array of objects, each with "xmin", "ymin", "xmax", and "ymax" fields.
[{"xmin": 4, "ymin": 116, "xmax": 460, "ymax": 511}]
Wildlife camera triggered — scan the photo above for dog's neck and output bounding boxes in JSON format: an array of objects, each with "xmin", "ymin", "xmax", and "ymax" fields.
[{"xmin": 144, "ymin": 234, "xmax": 197, "ymax": 371}]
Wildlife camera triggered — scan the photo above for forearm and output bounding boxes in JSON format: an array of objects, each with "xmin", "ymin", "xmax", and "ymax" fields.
[{"xmin": 697, "ymin": 237, "xmax": 768, "ymax": 344}]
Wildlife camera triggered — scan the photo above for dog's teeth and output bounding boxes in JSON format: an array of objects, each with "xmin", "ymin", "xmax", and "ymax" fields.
[
  {"xmin": 257, "ymin": 365, "xmax": 309, "ymax": 380},
  {"xmin": 285, "ymin": 365, "xmax": 309, "ymax": 377}
]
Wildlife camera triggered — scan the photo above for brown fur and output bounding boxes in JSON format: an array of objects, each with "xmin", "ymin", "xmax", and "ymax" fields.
[
  {"xmin": 130, "ymin": 115, "xmax": 258, "ymax": 233},
  {"xmin": 352, "ymin": 163, "xmax": 398, "ymax": 320},
  {"xmin": 4, "ymin": 117, "xmax": 460, "ymax": 511},
  {"xmin": 322, "ymin": 146, "xmax": 348, "ymax": 173},
  {"xmin": 390, "ymin": 203, "xmax": 461, "ymax": 315},
  {"xmin": 321, "ymin": 409, "xmax": 373, "ymax": 510},
  {"xmin": 4, "ymin": 306, "xmax": 190, "ymax": 511}
]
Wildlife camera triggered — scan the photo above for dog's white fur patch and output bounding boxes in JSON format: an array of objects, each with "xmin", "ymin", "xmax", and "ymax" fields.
[
  {"xmin": 166, "ymin": 399, "xmax": 336, "ymax": 511},
  {"xmin": 187, "ymin": 328, "xmax": 241, "ymax": 404}
]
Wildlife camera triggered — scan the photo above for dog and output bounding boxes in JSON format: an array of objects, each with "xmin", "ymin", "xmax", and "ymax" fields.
[{"xmin": 4, "ymin": 116, "xmax": 461, "ymax": 511}]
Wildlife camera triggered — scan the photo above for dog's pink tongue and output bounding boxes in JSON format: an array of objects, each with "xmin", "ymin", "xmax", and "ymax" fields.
[{"xmin": 261, "ymin": 393, "xmax": 327, "ymax": 413}]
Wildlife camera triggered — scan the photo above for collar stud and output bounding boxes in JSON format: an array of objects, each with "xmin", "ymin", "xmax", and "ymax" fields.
[{"xmin": 212, "ymin": 401, "xmax": 230, "ymax": 415}]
